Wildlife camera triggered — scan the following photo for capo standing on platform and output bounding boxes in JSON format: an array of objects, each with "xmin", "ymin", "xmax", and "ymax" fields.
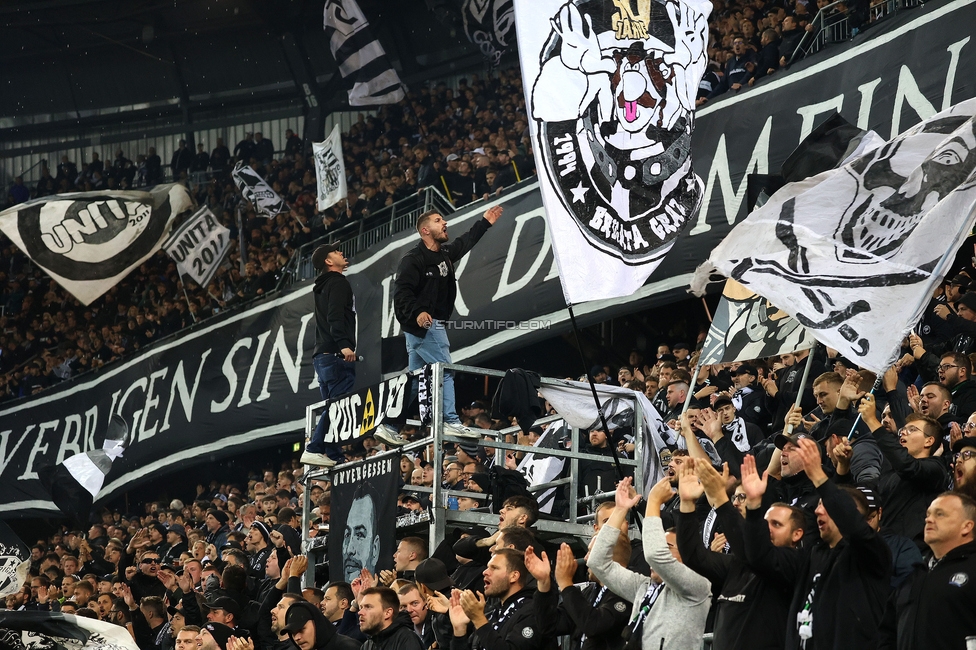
[
  {"xmin": 393, "ymin": 205, "xmax": 503, "ymax": 438},
  {"xmin": 302, "ymin": 244, "xmax": 401, "ymax": 467}
]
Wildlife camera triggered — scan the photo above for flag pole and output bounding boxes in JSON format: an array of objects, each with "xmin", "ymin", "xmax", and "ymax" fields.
[
  {"xmin": 784, "ymin": 344, "xmax": 817, "ymax": 435},
  {"xmin": 566, "ymin": 303, "xmax": 625, "ymax": 481}
]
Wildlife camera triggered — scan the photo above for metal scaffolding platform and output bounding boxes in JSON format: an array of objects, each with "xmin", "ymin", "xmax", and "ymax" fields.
[{"xmin": 298, "ymin": 362, "xmax": 650, "ymax": 583}]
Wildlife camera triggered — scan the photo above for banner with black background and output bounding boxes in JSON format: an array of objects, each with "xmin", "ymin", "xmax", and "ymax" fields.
[
  {"xmin": 1, "ymin": 0, "xmax": 973, "ymax": 515},
  {"xmin": 327, "ymin": 456, "xmax": 398, "ymax": 584}
]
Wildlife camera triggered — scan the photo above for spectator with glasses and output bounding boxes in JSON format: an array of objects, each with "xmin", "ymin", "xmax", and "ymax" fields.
[
  {"xmin": 953, "ymin": 431, "xmax": 976, "ymax": 501},
  {"xmin": 128, "ymin": 551, "xmax": 167, "ymax": 602},
  {"xmin": 852, "ymin": 395, "xmax": 951, "ymax": 549}
]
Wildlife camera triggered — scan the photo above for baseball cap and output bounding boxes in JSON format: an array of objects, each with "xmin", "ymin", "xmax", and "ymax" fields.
[
  {"xmin": 311, "ymin": 243, "xmax": 341, "ymax": 271},
  {"xmin": 446, "ymin": 153, "xmax": 459, "ymax": 161},
  {"xmin": 281, "ymin": 601, "xmax": 317, "ymax": 635},
  {"xmin": 415, "ymin": 558, "xmax": 454, "ymax": 591},
  {"xmin": 167, "ymin": 524, "xmax": 187, "ymax": 539},
  {"xmin": 398, "ymin": 491, "xmax": 422, "ymax": 504},
  {"xmin": 589, "ymin": 365, "xmax": 606, "ymax": 378},
  {"xmin": 949, "ymin": 273, "xmax": 971, "ymax": 287},
  {"xmin": 732, "ymin": 364, "xmax": 758, "ymax": 377},
  {"xmin": 774, "ymin": 429, "xmax": 816, "ymax": 450},
  {"xmin": 209, "ymin": 597, "xmax": 241, "ymax": 619},
  {"xmin": 672, "ymin": 342, "xmax": 691, "ymax": 351}
]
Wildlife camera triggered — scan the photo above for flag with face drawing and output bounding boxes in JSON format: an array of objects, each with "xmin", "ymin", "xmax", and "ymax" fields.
[
  {"xmin": 513, "ymin": 0, "xmax": 710, "ymax": 304},
  {"xmin": 692, "ymin": 99, "xmax": 976, "ymax": 374},
  {"xmin": 699, "ymin": 279, "xmax": 813, "ymax": 366}
]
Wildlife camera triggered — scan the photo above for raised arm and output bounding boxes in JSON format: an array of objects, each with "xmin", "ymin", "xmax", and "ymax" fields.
[
  {"xmin": 643, "ymin": 476, "xmax": 712, "ymax": 603},
  {"xmin": 587, "ymin": 477, "xmax": 649, "ymax": 602}
]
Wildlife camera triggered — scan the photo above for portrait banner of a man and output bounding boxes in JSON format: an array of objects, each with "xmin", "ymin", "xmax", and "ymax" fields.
[
  {"xmin": 692, "ymin": 98, "xmax": 976, "ymax": 373},
  {"xmin": 328, "ymin": 456, "xmax": 399, "ymax": 584}
]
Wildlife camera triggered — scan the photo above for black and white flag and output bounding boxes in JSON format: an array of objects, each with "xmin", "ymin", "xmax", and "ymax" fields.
[
  {"xmin": 538, "ymin": 380, "xmax": 672, "ymax": 487},
  {"xmin": 0, "ymin": 611, "xmax": 139, "ymax": 650},
  {"xmin": 38, "ymin": 415, "xmax": 128, "ymax": 524},
  {"xmin": 0, "ymin": 521, "xmax": 29, "ymax": 598},
  {"xmin": 513, "ymin": 0, "xmax": 710, "ymax": 304},
  {"xmin": 699, "ymin": 279, "xmax": 812, "ymax": 366},
  {"xmin": 693, "ymin": 99, "xmax": 976, "ymax": 373},
  {"xmin": 0, "ymin": 184, "xmax": 192, "ymax": 305},
  {"xmin": 463, "ymin": 0, "xmax": 515, "ymax": 69},
  {"xmin": 313, "ymin": 125, "xmax": 348, "ymax": 211},
  {"xmin": 232, "ymin": 162, "xmax": 287, "ymax": 218},
  {"xmin": 163, "ymin": 207, "xmax": 231, "ymax": 288},
  {"xmin": 516, "ymin": 420, "xmax": 566, "ymax": 513},
  {"xmin": 323, "ymin": 0, "xmax": 405, "ymax": 106}
]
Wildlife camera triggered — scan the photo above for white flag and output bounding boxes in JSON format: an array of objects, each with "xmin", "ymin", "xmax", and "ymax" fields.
[
  {"xmin": 323, "ymin": 0, "xmax": 406, "ymax": 106},
  {"xmin": 538, "ymin": 380, "xmax": 673, "ymax": 487},
  {"xmin": 164, "ymin": 206, "xmax": 231, "ymax": 288},
  {"xmin": 0, "ymin": 184, "xmax": 191, "ymax": 305},
  {"xmin": 699, "ymin": 279, "xmax": 813, "ymax": 366},
  {"xmin": 232, "ymin": 161, "xmax": 287, "ymax": 218},
  {"xmin": 516, "ymin": 421, "xmax": 567, "ymax": 514},
  {"xmin": 313, "ymin": 125, "xmax": 348, "ymax": 211},
  {"xmin": 513, "ymin": 0, "xmax": 710, "ymax": 304},
  {"xmin": 692, "ymin": 99, "xmax": 976, "ymax": 373}
]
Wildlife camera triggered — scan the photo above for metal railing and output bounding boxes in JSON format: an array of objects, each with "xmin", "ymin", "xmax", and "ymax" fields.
[
  {"xmin": 278, "ymin": 186, "xmax": 456, "ymax": 288},
  {"xmin": 788, "ymin": 0, "xmax": 926, "ymax": 65},
  {"xmin": 299, "ymin": 362, "xmax": 648, "ymax": 557}
]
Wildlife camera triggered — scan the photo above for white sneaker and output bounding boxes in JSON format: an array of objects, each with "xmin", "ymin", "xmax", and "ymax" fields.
[
  {"xmin": 443, "ymin": 422, "xmax": 482, "ymax": 439},
  {"xmin": 373, "ymin": 424, "xmax": 407, "ymax": 447},
  {"xmin": 300, "ymin": 451, "xmax": 337, "ymax": 467}
]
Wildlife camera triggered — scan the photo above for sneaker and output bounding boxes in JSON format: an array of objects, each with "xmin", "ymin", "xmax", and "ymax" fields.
[
  {"xmin": 443, "ymin": 422, "xmax": 482, "ymax": 439},
  {"xmin": 300, "ymin": 451, "xmax": 337, "ymax": 467},
  {"xmin": 373, "ymin": 424, "xmax": 407, "ymax": 447}
]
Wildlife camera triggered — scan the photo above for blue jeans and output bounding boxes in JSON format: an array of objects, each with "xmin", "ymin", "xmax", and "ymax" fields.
[
  {"xmin": 405, "ymin": 321, "xmax": 460, "ymax": 424},
  {"xmin": 307, "ymin": 353, "xmax": 356, "ymax": 457}
]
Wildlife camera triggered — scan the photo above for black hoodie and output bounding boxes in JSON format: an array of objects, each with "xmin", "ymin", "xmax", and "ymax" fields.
[
  {"xmin": 362, "ymin": 611, "xmax": 426, "ymax": 650},
  {"xmin": 313, "ymin": 271, "xmax": 355, "ymax": 356},
  {"xmin": 393, "ymin": 217, "xmax": 491, "ymax": 338},
  {"xmin": 288, "ymin": 601, "xmax": 361, "ymax": 650}
]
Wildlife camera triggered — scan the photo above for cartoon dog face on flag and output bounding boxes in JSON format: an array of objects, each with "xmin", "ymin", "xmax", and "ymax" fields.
[{"xmin": 529, "ymin": 0, "xmax": 709, "ymax": 264}]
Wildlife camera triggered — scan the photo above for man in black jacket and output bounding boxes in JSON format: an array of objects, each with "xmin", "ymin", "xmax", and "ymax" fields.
[
  {"xmin": 358, "ymin": 587, "xmax": 425, "ymax": 650},
  {"xmin": 451, "ymin": 548, "xmax": 550, "ymax": 650},
  {"xmin": 851, "ymin": 395, "xmax": 949, "ymax": 548},
  {"xmin": 743, "ymin": 438, "xmax": 892, "ymax": 650},
  {"xmin": 878, "ymin": 492, "xmax": 976, "ymax": 650},
  {"xmin": 393, "ymin": 206, "xmax": 503, "ymax": 438},
  {"xmin": 677, "ymin": 457, "xmax": 804, "ymax": 650},
  {"xmin": 532, "ymin": 539, "xmax": 630, "ymax": 650},
  {"xmin": 301, "ymin": 243, "xmax": 358, "ymax": 467}
]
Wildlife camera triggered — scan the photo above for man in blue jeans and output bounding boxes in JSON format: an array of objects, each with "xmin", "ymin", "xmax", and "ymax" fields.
[
  {"xmin": 393, "ymin": 205, "xmax": 503, "ymax": 439},
  {"xmin": 301, "ymin": 243, "xmax": 402, "ymax": 467}
]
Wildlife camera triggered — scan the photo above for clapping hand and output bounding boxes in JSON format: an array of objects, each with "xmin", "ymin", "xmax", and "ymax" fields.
[
  {"xmin": 739, "ymin": 455, "xmax": 768, "ymax": 509},
  {"xmin": 677, "ymin": 458, "xmax": 703, "ymax": 503},
  {"xmin": 523, "ymin": 545, "xmax": 551, "ymax": 590},
  {"xmin": 696, "ymin": 461, "xmax": 730, "ymax": 507},
  {"xmin": 614, "ymin": 476, "xmax": 641, "ymax": 510}
]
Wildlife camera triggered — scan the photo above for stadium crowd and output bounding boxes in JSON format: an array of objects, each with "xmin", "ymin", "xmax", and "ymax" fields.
[
  {"xmin": 6, "ymin": 267, "xmax": 976, "ymax": 650},
  {"xmin": 0, "ymin": 68, "xmax": 534, "ymax": 404}
]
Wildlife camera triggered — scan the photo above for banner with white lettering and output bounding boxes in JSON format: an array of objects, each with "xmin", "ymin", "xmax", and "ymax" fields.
[
  {"xmin": 315, "ymin": 373, "xmax": 409, "ymax": 446},
  {"xmin": 0, "ymin": 184, "xmax": 192, "ymax": 305},
  {"xmin": 2, "ymin": 0, "xmax": 975, "ymax": 515},
  {"xmin": 328, "ymin": 456, "xmax": 398, "ymax": 583},
  {"xmin": 163, "ymin": 207, "xmax": 231, "ymax": 288},
  {"xmin": 513, "ymin": 0, "xmax": 710, "ymax": 305},
  {"xmin": 312, "ymin": 126, "xmax": 348, "ymax": 212},
  {"xmin": 232, "ymin": 162, "xmax": 287, "ymax": 218}
]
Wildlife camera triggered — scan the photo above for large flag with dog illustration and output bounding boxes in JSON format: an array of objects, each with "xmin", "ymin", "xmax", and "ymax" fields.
[{"xmin": 513, "ymin": 0, "xmax": 711, "ymax": 304}]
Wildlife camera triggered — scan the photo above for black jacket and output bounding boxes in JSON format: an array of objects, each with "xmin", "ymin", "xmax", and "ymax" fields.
[
  {"xmin": 314, "ymin": 271, "xmax": 356, "ymax": 356},
  {"xmin": 336, "ymin": 608, "xmax": 367, "ymax": 643},
  {"xmin": 534, "ymin": 581, "xmax": 630, "ymax": 650},
  {"xmin": 393, "ymin": 217, "xmax": 491, "ymax": 337},
  {"xmin": 949, "ymin": 379, "xmax": 976, "ymax": 419},
  {"xmin": 677, "ymin": 503, "xmax": 793, "ymax": 650},
  {"xmin": 868, "ymin": 426, "xmax": 949, "ymax": 547},
  {"xmin": 744, "ymin": 480, "xmax": 892, "ymax": 650},
  {"xmin": 878, "ymin": 541, "xmax": 976, "ymax": 650},
  {"xmin": 449, "ymin": 587, "xmax": 554, "ymax": 650},
  {"xmin": 490, "ymin": 369, "xmax": 543, "ymax": 434},
  {"xmin": 363, "ymin": 611, "xmax": 426, "ymax": 650}
]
